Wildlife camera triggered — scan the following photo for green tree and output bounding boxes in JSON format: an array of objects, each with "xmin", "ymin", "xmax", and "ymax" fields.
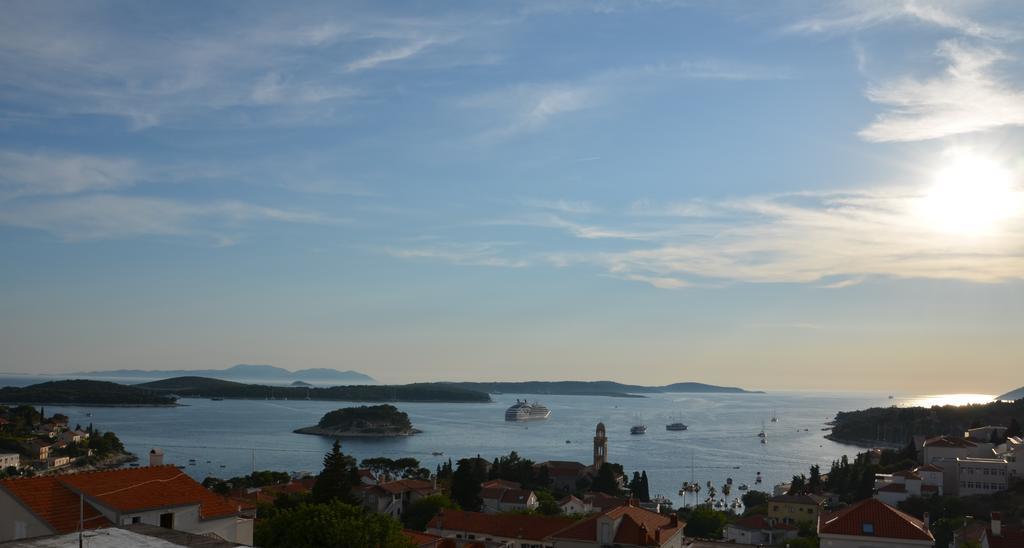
[
  {"xmin": 591, "ymin": 463, "xmax": 623, "ymax": 496},
  {"xmin": 785, "ymin": 536, "xmax": 820, "ymax": 548},
  {"xmin": 312, "ymin": 440, "xmax": 358, "ymax": 504},
  {"xmin": 451, "ymin": 458, "xmax": 486, "ymax": 511},
  {"xmin": 254, "ymin": 500, "xmax": 412, "ymax": 548},
  {"xmin": 808, "ymin": 465, "xmax": 821, "ymax": 492},
  {"xmin": 788, "ymin": 474, "xmax": 806, "ymax": 495},
  {"xmin": 640, "ymin": 471, "xmax": 651, "ymax": 502},
  {"xmin": 535, "ymin": 490, "xmax": 561, "ymax": 516},
  {"xmin": 1006, "ymin": 418, "xmax": 1022, "ymax": 439},
  {"xmin": 683, "ymin": 506, "xmax": 727, "ymax": 538},
  {"xmin": 402, "ymin": 494, "xmax": 457, "ymax": 531}
]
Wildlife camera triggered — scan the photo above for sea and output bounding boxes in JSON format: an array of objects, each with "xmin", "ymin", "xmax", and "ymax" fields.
[{"xmin": 0, "ymin": 375, "xmax": 993, "ymax": 508}]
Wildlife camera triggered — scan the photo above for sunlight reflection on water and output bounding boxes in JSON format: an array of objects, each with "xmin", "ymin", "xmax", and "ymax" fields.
[{"xmin": 902, "ymin": 393, "xmax": 994, "ymax": 407}]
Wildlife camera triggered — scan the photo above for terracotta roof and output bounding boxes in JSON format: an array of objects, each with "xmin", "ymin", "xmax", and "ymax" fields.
[
  {"xmin": 0, "ymin": 475, "xmax": 112, "ymax": 534},
  {"xmin": 984, "ymin": 524, "xmax": 1024, "ymax": 548},
  {"xmin": 877, "ymin": 483, "xmax": 907, "ymax": 493},
  {"xmin": 550, "ymin": 504, "xmax": 684, "ymax": 546},
  {"xmin": 892, "ymin": 470, "xmax": 922, "ymax": 480},
  {"xmin": 481, "ymin": 479, "xmax": 520, "ymax": 489},
  {"xmin": 915, "ymin": 464, "xmax": 943, "ymax": 473},
  {"xmin": 428, "ymin": 509, "xmax": 574, "ymax": 541},
  {"xmin": 769, "ymin": 493, "xmax": 825, "ymax": 506},
  {"xmin": 559, "ymin": 495, "xmax": 583, "ymax": 505},
  {"xmin": 375, "ymin": 479, "xmax": 436, "ymax": 495},
  {"xmin": 499, "ymin": 488, "xmax": 534, "ymax": 504},
  {"xmin": 924, "ymin": 436, "xmax": 978, "ymax": 448},
  {"xmin": 731, "ymin": 515, "xmax": 798, "ymax": 531},
  {"xmin": 403, "ymin": 529, "xmax": 449, "ymax": 547},
  {"xmin": 819, "ymin": 498, "xmax": 933, "ymax": 542},
  {"xmin": 57, "ymin": 466, "xmax": 242, "ymax": 520},
  {"xmin": 582, "ymin": 491, "xmax": 629, "ymax": 511}
]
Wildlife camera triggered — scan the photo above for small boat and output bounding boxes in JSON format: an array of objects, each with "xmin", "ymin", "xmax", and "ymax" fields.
[
  {"xmin": 176, "ymin": 465, "xmax": 186, "ymax": 469},
  {"xmin": 630, "ymin": 424, "xmax": 647, "ymax": 435},
  {"xmin": 726, "ymin": 477, "xmax": 733, "ymax": 485},
  {"xmin": 760, "ymin": 436, "xmax": 767, "ymax": 444},
  {"xmin": 738, "ymin": 483, "xmax": 749, "ymax": 491},
  {"xmin": 666, "ymin": 422, "xmax": 688, "ymax": 431},
  {"xmin": 431, "ymin": 451, "xmax": 444, "ymax": 456},
  {"xmin": 211, "ymin": 397, "xmax": 224, "ymax": 401},
  {"xmin": 565, "ymin": 440, "xmax": 571, "ymax": 444},
  {"xmin": 770, "ymin": 409, "xmax": 778, "ymax": 423},
  {"xmin": 129, "ymin": 463, "xmax": 139, "ymax": 467},
  {"xmin": 755, "ymin": 472, "xmax": 762, "ymax": 484}
]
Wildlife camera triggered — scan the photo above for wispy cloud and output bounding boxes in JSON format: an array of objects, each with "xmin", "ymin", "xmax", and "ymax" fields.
[
  {"xmin": 385, "ymin": 242, "xmax": 529, "ymax": 268},
  {"xmin": 345, "ymin": 38, "xmax": 443, "ymax": 72},
  {"xmin": 859, "ymin": 40, "xmax": 1024, "ymax": 142},
  {"xmin": 392, "ymin": 184, "xmax": 1024, "ymax": 289},
  {"xmin": 0, "ymin": 194, "xmax": 335, "ymax": 243},
  {"xmin": 787, "ymin": 0, "xmax": 1015, "ymax": 40},
  {"xmin": 0, "ymin": 151, "xmax": 139, "ymax": 198}
]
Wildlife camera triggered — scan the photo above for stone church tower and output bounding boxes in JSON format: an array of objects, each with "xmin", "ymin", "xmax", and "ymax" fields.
[{"xmin": 593, "ymin": 422, "xmax": 607, "ymax": 469}]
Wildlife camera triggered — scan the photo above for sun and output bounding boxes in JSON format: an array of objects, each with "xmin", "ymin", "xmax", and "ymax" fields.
[{"xmin": 917, "ymin": 150, "xmax": 1021, "ymax": 235}]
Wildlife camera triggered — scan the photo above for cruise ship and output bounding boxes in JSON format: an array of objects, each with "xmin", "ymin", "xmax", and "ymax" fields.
[{"xmin": 504, "ymin": 400, "xmax": 551, "ymax": 421}]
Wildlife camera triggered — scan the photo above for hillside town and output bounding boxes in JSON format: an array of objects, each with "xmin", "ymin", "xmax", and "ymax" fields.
[
  {"xmin": 0, "ymin": 408, "xmax": 1022, "ymax": 548},
  {"xmin": 0, "ymin": 405, "xmax": 131, "ymax": 477}
]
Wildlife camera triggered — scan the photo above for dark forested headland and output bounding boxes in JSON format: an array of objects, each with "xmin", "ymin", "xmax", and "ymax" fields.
[
  {"xmin": 136, "ymin": 376, "xmax": 492, "ymax": 403},
  {"xmin": 0, "ymin": 380, "xmax": 177, "ymax": 406},
  {"xmin": 294, "ymin": 404, "xmax": 418, "ymax": 437},
  {"xmin": 827, "ymin": 399, "xmax": 1024, "ymax": 446},
  {"xmin": 435, "ymin": 380, "xmax": 759, "ymax": 398}
]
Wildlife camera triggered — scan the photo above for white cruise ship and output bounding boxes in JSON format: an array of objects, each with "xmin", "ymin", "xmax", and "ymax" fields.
[{"xmin": 504, "ymin": 399, "xmax": 551, "ymax": 421}]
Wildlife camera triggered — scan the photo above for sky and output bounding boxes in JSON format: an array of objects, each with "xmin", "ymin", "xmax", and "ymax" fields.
[{"xmin": 1, "ymin": 1, "xmax": 1023, "ymax": 393}]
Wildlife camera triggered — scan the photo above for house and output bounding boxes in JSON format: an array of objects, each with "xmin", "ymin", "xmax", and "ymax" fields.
[
  {"xmin": 46, "ymin": 455, "xmax": 72, "ymax": 470},
  {"xmin": 480, "ymin": 479, "xmax": 539, "ymax": 514},
  {"xmin": 404, "ymin": 528, "xmax": 451, "ymax": 548},
  {"xmin": 0, "ymin": 524, "xmax": 242, "ymax": 548},
  {"xmin": 965, "ymin": 426, "xmax": 1008, "ymax": 443},
  {"xmin": 0, "ymin": 453, "xmax": 19, "ymax": 469},
  {"xmin": 23, "ymin": 438, "xmax": 61, "ymax": 461},
  {"xmin": 427, "ymin": 508, "xmax": 574, "ymax": 548},
  {"xmin": 59, "ymin": 429, "xmax": 89, "ymax": 445},
  {"xmin": 538, "ymin": 461, "xmax": 589, "ymax": 493},
  {"xmin": 874, "ymin": 466, "xmax": 943, "ymax": 505},
  {"xmin": 724, "ymin": 515, "xmax": 798, "ymax": 546},
  {"xmin": 768, "ymin": 493, "xmax": 826, "ymax": 525},
  {"xmin": 994, "ymin": 436, "xmax": 1024, "ymax": 480},
  {"xmin": 547, "ymin": 503, "xmax": 686, "ymax": 547},
  {"xmin": 956, "ymin": 457, "xmax": 1009, "ymax": 496},
  {"xmin": 0, "ymin": 465, "xmax": 253, "ymax": 545},
  {"xmin": 980, "ymin": 512, "xmax": 1024, "ymax": 548},
  {"xmin": 357, "ymin": 478, "xmax": 440, "ymax": 519},
  {"xmin": 818, "ymin": 498, "xmax": 933, "ymax": 548},
  {"xmin": 358, "ymin": 468, "xmax": 378, "ymax": 485},
  {"xmin": 559, "ymin": 495, "xmax": 592, "ymax": 515},
  {"xmin": 922, "ymin": 436, "xmax": 994, "ymax": 489}
]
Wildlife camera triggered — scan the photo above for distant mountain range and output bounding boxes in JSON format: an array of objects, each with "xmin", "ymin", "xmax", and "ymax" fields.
[
  {"xmin": 72, "ymin": 364, "xmax": 376, "ymax": 384},
  {"xmin": 997, "ymin": 386, "xmax": 1024, "ymax": 401},
  {"xmin": 436, "ymin": 380, "xmax": 760, "ymax": 398}
]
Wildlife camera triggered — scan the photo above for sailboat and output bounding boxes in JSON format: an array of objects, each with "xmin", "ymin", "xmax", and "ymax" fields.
[
  {"xmin": 759, "ymin": 420, "xmax": 768, "ymax": 444},
  {"xmin": 630, "ymin": 414, "xmax": 647, "ymax": 435},
  {"xmin": 770, "ymin": 409, "xmax": 778, "ymax": 423}
]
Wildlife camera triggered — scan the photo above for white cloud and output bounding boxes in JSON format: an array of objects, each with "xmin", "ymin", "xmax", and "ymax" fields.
[
  {"xmin": 345, "ymin": 38, "xmax": 442, "ymax": 72},
  {"xmin": 859, "ymin": 40, "xmax": 1024, "ymax": 142},
  {"xmin": 0, "ymin": 194, "xmax": 334, "ymax": 242},
  {"xmin": 386, "ymin": 242, "xmax": 528, "ymax": 268},
  {"xmin": 787, "ymin": 0, "xmax": 1014, "ymax": 40},
  {"xmin": 0, "ymin": 152, "xmax": 139, "ymax": 198}
]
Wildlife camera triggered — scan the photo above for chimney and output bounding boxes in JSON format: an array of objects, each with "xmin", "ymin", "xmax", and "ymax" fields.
[
  {"xmin": 670, "ymin": 514, "xmax": 679, "ymax": 527},
  {"xmin": 149, "ymin": 448, "xmax": 164, "ymax": 467},
  {"xmin": 922, "ymin": 512, "xmax": 930, "ymax": 532},
  {"xmin": 991, "ymin": 512, "xmax": 1002, "ymax": 537}
]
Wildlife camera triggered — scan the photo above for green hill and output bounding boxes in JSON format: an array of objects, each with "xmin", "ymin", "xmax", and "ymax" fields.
[
  {"xmin": 0, "ymin": 380, "xmax": 177, "ymax": 406},
  {"xmin": 137, "ymin": 376, "xmax": 491, "ymax": 403}
]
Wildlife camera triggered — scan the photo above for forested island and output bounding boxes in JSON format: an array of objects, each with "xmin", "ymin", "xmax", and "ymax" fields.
[
  {"xmin": 827, "ymin": 399, "xmax": 1024, "ymax": 446},
  {"xmin": 294, "ymin": 405, "xmax": 419, "ymax": 437},
  {"xmin": 137, "ymin": 376, "xmax": 491, "ymax": 403},
  {"xmin": 0, "ymin": 380, "xmax": 178, "ymax": 406},
  {"xmin": 435, "ymin": 380, "xmax": 759, "ymax": 398}
]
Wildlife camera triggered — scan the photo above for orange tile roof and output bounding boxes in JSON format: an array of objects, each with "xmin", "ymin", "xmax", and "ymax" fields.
[
  {"xmin": 819, "ymin": 498, "xmax": 933, "ymax": 542},
  {"xmin": 403, "ymin": 529, "xmax": 447, "ymax": 547},
  {"xmin": 877, "ymin": 483, "xmax": 907, "ymax": 493},
  {"xmin": 0, "ymin": 475, "xmax": 112, "ymax": 534},
  {"xmin": 924, "ymin": 436, "xmax": 978, "ymax": 448},
  {"xmin": 374, "ymin": 478, "xmax": 436, "ymax": 495},
  {"xmin": 428, "ymin": 509, "xmax": 574, "ymax": 541},
  {"xmin": 550, "ymin": 505, "xmax": 684, "ymax": 546},
  {"xmin": 984, "ymin": 524, "xmax": 1024, "ymax": 548},
  {"xmin": 481, "ymin": 479, "xmax": 520, "ymax": 489},
  {"xmin": 915, "ymin": 464, "xmax": 943, "ymax": 473},
  {"xmin": 56, "ymin": 466, "xmax": 241, "ymax": 520}
]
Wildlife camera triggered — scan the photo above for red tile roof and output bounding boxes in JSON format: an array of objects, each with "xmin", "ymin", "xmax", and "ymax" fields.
[
  {"xmin": 481, "ymin": 479, "xmax": 520, "ymax": 489},
  {"xmin": 550, "ymin": 505, "xmax": 684, "ymax": 546},
  {"xmin": 499, "ymin": 488, "xmax": 534, "ymax": 504},
  {"xmin": 892, "ymin": 470, "xmax": 921, "ymax": 480},
  {"xmin": 374, "ymin": 479, "xmax": 436, "ymax": 495},
  {"xmin": 915, "ymin": 464, "xmax": 943, "ymax": 473},
  {"xmin": 877, "ymin": 483, "xmax": 907, "ymax": 493},
  {"xmin": 52, "ymin": 466, "xmax": 241, "ymax": 520},
  {"xmin": 768, "ymin": 493, "xmax": 825, "ymax": 506},
  {"xmin": 403, "ymin": 529, "xmax": 450, "ymax": 547},
  {"xmin": 924, "ymin": 436, "xmax": 978, "ymax": 448},
  {"xmin": 0, "ymin": 476, "xmax": 112, "ymax": 534},
  {"xmin": 984, "ymin": 524, "xmax": 1024, "ymax": 548},
  {"xmin": 428, "ymin": 509, "xmax": 574, "ymax": 541},
  {"xmin": 819, "ymin": 498, "xmax": 933, "ymax": 542}
]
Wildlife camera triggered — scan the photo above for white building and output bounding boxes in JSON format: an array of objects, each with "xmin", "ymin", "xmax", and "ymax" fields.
[
  {"xmin": 0, "ymin": 466, "xmax": 253, "ymax": 545},
  {"xmin": 922, "ymin": 436, "xmax": 994, "ymax": 492},
  {"xmin": 964, "ymin": 426, "xmax": 1007, "ymax": 443},
  {"xmin": 724, "ymin": 515, "xmax": 798, "ymax": 546},
  {"xmin": 0, "ymin": 453, "xmax": 19, "ymax": 469},
  {"xmin": 956, "ymin": 457, "xmax": 1009, "ymax": 496},
  {"xmin": 874, "ymin": 465, "xmax": 943, "ymax": 505},
  {"xmin": 819, "ymin": 498, "xmax": 934, "ymax": 548},
  {"xmin": 994, "ymin": 436, "xmax": 1023, "ymax": 480},
  {"xmin": 480, "ymin": 479, "xmax": 539, "ymax": 514}
]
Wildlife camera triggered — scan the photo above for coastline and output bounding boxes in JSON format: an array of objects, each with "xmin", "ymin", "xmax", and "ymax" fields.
[
  {"xmin": 293, "ymin": 425, "xmax": 423, "ymax": 438},
  {"xmin": 822, "ymin": 433, "xmax": 905, "ymax": 449}
]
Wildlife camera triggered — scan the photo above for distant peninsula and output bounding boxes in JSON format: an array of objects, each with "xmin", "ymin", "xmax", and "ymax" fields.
[
  {"xmin": 136, "ymin": 376, "xmax": 491, "ymax": 403},
  {"xmin": 433, "ymin": 380, "xmax": 761, "ymax": 398},
  {"xmin": 997, "ymin": 385, "xmax": 1024, "ymax": 402},
  {"xmin": 70, "ymin": 364, "xmax": 376, "ymax": 385},
  {"xmin": 294, "ymin": 405, "xmax": 419, "ymax": 437},
  {"xmin": 0, "ymin": 380, "xmax": 178, "ymax": 406},
  {"xmin": 827, "ymin": 399, "xmax": 1024, "ymax": 447}
]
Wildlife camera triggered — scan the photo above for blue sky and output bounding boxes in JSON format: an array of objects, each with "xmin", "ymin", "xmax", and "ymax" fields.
[{"xmin": 1, "ymin": 1, "xmax": 1023, "ymax": 392}]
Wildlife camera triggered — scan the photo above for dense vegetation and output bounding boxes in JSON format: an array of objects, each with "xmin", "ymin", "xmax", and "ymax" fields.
[
  {"xmin": 254, "ymin": 500, "xmax": 412, "ymax": 547},
  {"xmin": 829, "ymin": 399, "xmax": 1024, "ymax": 445},
  {"xmin": 0, "ymin": 380, "xmax": 177, "ymax": 405},
  {"xmin": 137, "ymin": 376, "xmax": 491, "ymax": 402},
  {"xmin": 315, "ymin": 405, "xmax": 413, "ymax": 434},
  {"xmin": 203, "ymin": 470, "xmax": 292, "ymax": 495}
]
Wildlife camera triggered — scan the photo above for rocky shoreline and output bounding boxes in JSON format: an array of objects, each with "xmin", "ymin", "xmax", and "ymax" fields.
[{"xmin": 293, "ymin": 425, "xmax": 422, "ymax": 438}]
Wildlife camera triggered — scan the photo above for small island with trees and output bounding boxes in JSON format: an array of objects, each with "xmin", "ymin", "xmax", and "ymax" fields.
[{"xmin": 294, "ymin": 404, "xmax": 420, "ymax": 438}]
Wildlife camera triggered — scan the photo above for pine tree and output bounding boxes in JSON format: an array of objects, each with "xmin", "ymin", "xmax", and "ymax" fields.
[
  {"xmin": 640, "ymin": 470, "xmax": 650, "ymax": 502},
  {"xmin": 312, "ymin": 440, "xmax": 357, "ymax": 504},
  {"xmin": 1006, "ymin": 418, "xmax": 1022, "ymax": 438}
]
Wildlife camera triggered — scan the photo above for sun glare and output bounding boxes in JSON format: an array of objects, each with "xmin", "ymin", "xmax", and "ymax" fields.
[{"xmin": 918, "ymin": 150, "xmax": 1021, "ymax": 235}]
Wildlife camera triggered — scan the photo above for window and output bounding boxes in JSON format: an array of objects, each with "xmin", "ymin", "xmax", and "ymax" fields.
[
  {"xmin": 131, "ymin": 516, "xmax": 141, "ymax": 524},
  {"xmin": 159, "ymin": 513, "xmax": 174, "ymax": 529},
  {"xmin": 862, "ymin": 523, "xmax": 875, "ymax": 535}
]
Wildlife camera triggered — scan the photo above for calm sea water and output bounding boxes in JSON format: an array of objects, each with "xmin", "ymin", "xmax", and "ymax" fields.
[{"xmin": 0, "ymin": 375, "xmax": 993, "ymax": 507}]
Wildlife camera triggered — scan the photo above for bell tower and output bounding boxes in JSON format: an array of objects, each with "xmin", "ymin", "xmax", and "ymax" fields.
[{"xmin": 593, "ymin": 422, "xmax": 607, "ymax": 469}]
